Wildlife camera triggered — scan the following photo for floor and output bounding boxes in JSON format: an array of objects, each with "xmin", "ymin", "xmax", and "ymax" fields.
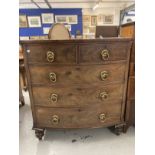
[{"xmin": 19, "ymin": 91, "xmax": 135, "ymax": 155}]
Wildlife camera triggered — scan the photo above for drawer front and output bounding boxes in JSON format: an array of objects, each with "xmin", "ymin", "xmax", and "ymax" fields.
[
  {"xmin": 35, "ymin": 104, "xmax": 122, "ymax": 128},
  {"xmin": 32, "ymin": 84, "xmax": 124, "ymax": 107},
  {"xmin": 29, "ymin": 63, "xmax": 126, "ymax": 85},
  {"xmin": 79, "ymin": 42, "xmax": 129, "ymax": 63},
  {"xmin": 26, "ymin": 44, "xmax": 76, "ymax": 64}
]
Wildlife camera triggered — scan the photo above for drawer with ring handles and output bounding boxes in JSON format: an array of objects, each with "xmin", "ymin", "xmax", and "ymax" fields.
[
  {"xmin": 32, "ymin": 83, "xmax": 124, "ymax": 107},
  {"xmin": 29, "ymin": 63, "xmax": 126, "ymax": 85}
]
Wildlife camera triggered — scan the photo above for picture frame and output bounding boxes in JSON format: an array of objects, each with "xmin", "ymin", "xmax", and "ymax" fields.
[
  {"xmin": 83, "ymin": 22, "xmax": 90, "ymax": 29},
  {"xmin": 97, "ymin": 14, "xmax": 104, "ymax": 25},
  {"xmin": 67, "ymin": 15, "xmax": 77, "ymax": 24},
  {"xmin": 89, "ymin": 27, "xmax": 96, "ymax": 34},
  {"xmin": 91, "ymin": 16, "xmax": 97, "ymax": 26},
  {"xmin": 103, "ymin": 15, "xmax": 114, "ymax": 24},
  {"xmin": 19, "ymin": 15, "xmax": 28, "ymax": 28},
  {"xmin": 28, "ymin": 16, "xmax": 41, "ymax": 27},
  {"xmin": 83, "ymin": 15, "xmax": 91, "ymax": 23},
  {"xmin": 83, "ymin": 28, "xmax": 89, "ymax": 34},
  {"xmin": 43, "ymin": 27, "xmax": 51, "ymax": 34},
  {"xmin": 55, "ymin": 15, "xmax": 68, "ymax": 23},
  {"xmin": 41, "ymin": 13, "xmax": 54, "ymax": 24}
]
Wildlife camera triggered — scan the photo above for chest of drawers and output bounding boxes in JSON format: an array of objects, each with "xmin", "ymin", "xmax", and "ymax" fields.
[{"xmin": 20, "ymin": 38, "xmax": 133, "ymax": 140}]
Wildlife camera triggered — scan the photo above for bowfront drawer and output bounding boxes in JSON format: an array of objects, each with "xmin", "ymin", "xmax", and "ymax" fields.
[
  {"xmin": 35, "ymin": 104, "xmax": 122, "ymax": 128},
  {"xmin": 32, "ymin": 84, "xmax": 124, "ymax": 107},
  {"xmin": 29, "ymin": 63, "xmax": 126, "ymax": 85},
  {"xmin": 79, "ymin": 42, "xmax": 129, "ymax": 63},
  {"xmin": 26, "ymin": 44, "xmax": 76, "ymax": 64}
]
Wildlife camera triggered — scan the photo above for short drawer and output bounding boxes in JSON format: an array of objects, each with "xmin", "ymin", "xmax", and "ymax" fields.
[
  {"xmin": 35, "ymin": 104, "xmax": 122, "ymax": 128},
  {"xmin": 26, "ymin": 44, "xmax": 76, "ymax": 64},
  {"xmin": 29, "ymin": 63, "xmax": 126, "ymax": 85},
  {"xmin": 79, "ymin": 42, "xmax": 129, "ymax": 63},
  {"xmin": 32, "ymin": 84, "xmax": 124, "ymax": 107}
]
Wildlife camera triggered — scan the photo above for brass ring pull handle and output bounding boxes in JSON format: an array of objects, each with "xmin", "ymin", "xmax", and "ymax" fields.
[
  {"xmin": 99, "ymin": 113, "xmax": 106, "ymax": 122},
  {"xmin": 47, "ymin": 51, "xmax": 55, "ymax": 62},
  {"xmin": 100, "ymin": 71, "xmax": 109, "ymax": 80},
  {"xmin": 50, "ymin": 94, "xmax": 58, "ymax": 103},
  {"xmin": 100, "ymin": 91, "xmax": 108, "ymax": 100},
  {"xmin": 49, "ymin": 72, "xmax": 56, "ymax": 82},
  {"xmin": 101, "ymin": 49, "xmax": 109, "ymax": 60},
  {"xmin": 51, "ymin": 115, "xmax": 60, "ymax": 125}
]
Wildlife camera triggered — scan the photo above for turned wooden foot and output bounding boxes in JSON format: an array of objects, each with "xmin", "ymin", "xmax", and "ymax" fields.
[
  {"xmin": 109, "ymin": 124, "xmax": 125, "ymax": 136},
  {"xmin": 35, "ymin": 129, "xmax": 45, "ymax": 140},
  {"xmin": 123, "ymin": 124, "xmax": 129, "ymax": 133}
]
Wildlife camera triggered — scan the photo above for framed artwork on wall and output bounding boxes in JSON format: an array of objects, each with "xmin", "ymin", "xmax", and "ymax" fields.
[
  {"xmin": 89, "ymin": 27, "xmax": 96, "ymax": 34},
  {"xmin": 19, "ymin": 15, "xmax": 28, "ymax": 28},
  {"xmin": 83, "ymin": 15, "xmax": 91, "ymax": 23},
  {"xmin": 91, "ymin": 16, "xmax": 97, "ymax": 26},
  {"xmin": 83, "ymin": 28, "xmax": 89, "ymax": 34},
  {"xmin": 28, "ymin": 16, "xmax": 41, "ymax": 27},
  {"xmin": 55, "ymin": 15, "xmax": 68, "ymax": 23},
  {"xmin": 43, "ymin": 27, "xmax": 51, "ymax": 34},
  {"xmin": 97, "ymin": 14, "xmax": 104, "ymax": 25},
  {"xmin": 41, "ymin": 13, "xmax": 54, "ymax": 24},
  {"xmin": 67, "ymin": 15, "xmax": 77, "ymax": 24},
  {"xmin": 103, "ymin": 15, "xmax": 114, "ymax": 24}
]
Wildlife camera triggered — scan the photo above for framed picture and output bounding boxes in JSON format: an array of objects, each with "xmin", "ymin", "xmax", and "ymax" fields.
[
  {"xmin": 91, "ymin": 16, "xmax": 97, "ymax": 26},
  {"xmin": 83, "ymin": 28, "xmax": 89, "ymax": 34},
  {"xmin": 19, "ymin": 15, "xmax": 28, "ymax": 28},
  {"xmin": 41, "ymin": 13, "xmax": 54, "ymax": 24},
  {"xmin": 28, "ymin": 16, "xmax": 41, "ymax": 27},
  {"xmin": 89, "ymin": 27, "xmax": 96, "ymax": 34},
  {"xmin": 103, "ymin": 15, "xmax": 114, "ymax": 24},
  {"xmin": 67, "ymin": 15, "xmax": 77, "ymax": 24},
  {"xmin": 43, "ymin": 27, "xmax": 51, "ymax": 34},
  {"xmin": 55, "ymin": 15, "xmax": 67, "ymax": 23},
  {"xmin": 97, "ymin": 14, "xmax": 104, "ymax": 25},
  {"xmin": 83, "ymin": 22, "xmax": 90, "ymax": 29},
  {"xmin": 83, "ymin": 15, "xmax": 91, "ymax": 23},
  {"xmin": 65, "ymin": 25, "xmax": 71, "ymax": 31}
]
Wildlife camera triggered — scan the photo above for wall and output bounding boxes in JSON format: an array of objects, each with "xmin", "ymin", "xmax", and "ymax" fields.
[
  {"xmin": 82, "ymin": 8, "xmax": 121, "ymax": 26},
  {"xmin": 82, "ymin": 7, "xmax": 121, "ymax": 38},
  {"xmin": 19, "ymin": 8, "xmax": 82, "ymax": 37}
]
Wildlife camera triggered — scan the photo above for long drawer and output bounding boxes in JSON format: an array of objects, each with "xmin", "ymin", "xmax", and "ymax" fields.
[
  {"xmin": 32, "ymin": 84, "xmax": 124, "ymax": 107},
  {"xmin": 29, "ymin": 63, "xmax": 126, "ymax": 85},
  {"xmin": 35, "ymin": 103, "xmax": 122, "ymax": 128},
  {"xmin": 26, "ymin": 44, "xmax": 76, "ymax": 64}
]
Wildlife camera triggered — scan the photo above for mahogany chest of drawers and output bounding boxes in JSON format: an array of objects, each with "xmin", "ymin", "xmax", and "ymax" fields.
[{"xmin": 20, "ymin": 38, "xmax": 133, "ymax": 140}]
